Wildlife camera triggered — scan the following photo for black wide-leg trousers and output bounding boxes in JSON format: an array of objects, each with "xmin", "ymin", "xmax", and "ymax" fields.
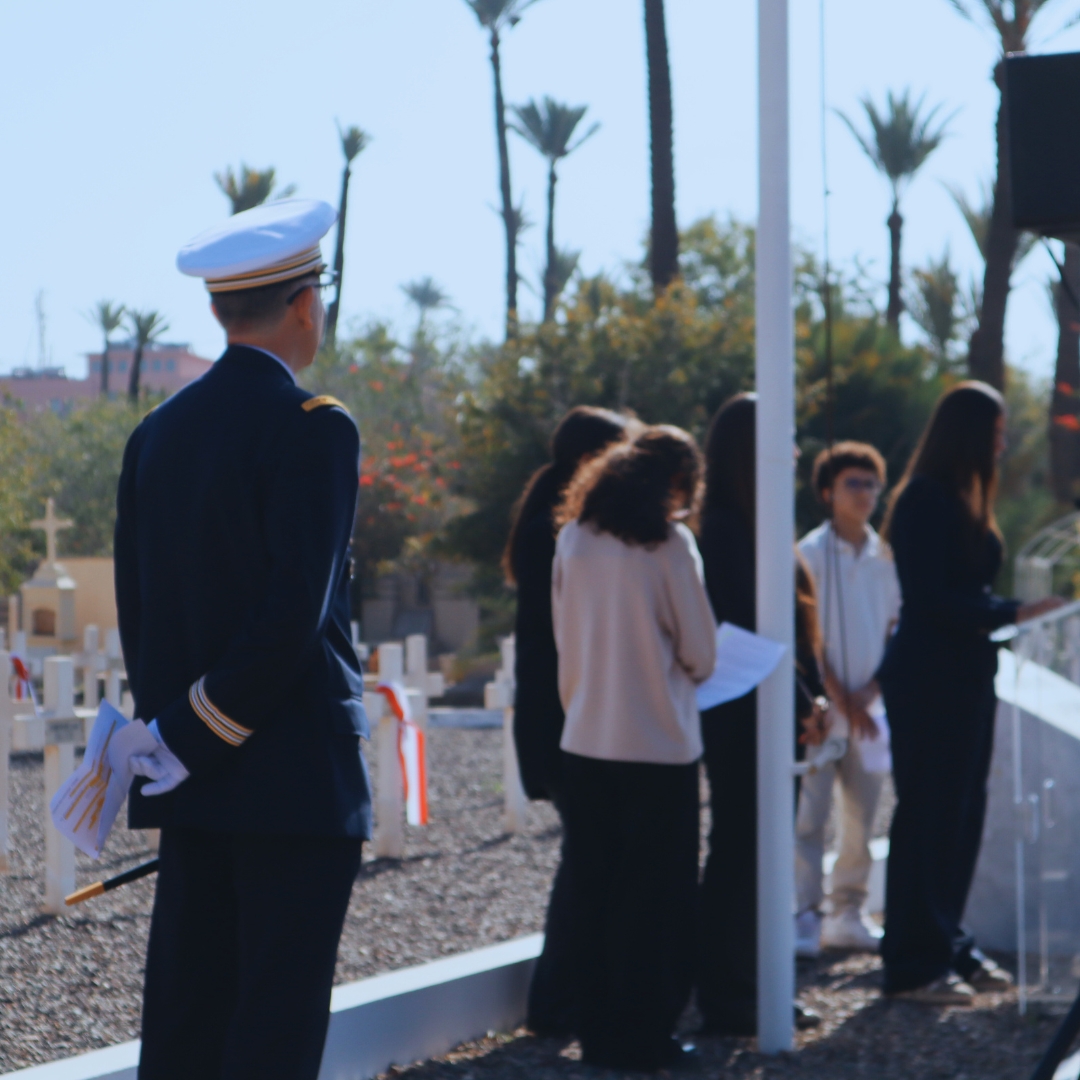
[
  {"xmin": 560, "ymin": 750, "xmax": 699, "ymax": 1070},
  {"xmin": 139, "ymin": 827, "xmax": 363, "ymax": 1080},
  {"xmin": 880, "ymin": 671, "xmax": 997, "ymax": 994},
  {"xmin": 526, "ymin": 794, "xmax": 577, "ymax": 1036},
  {"xmin": 698, "ymin": 693, "xmax": 757, "ymax": 1027}
]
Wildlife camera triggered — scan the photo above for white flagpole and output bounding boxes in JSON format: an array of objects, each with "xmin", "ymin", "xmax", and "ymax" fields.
[{"xmin": 756, "ymin": 0, "xmax": 796, "ymax": 1054}]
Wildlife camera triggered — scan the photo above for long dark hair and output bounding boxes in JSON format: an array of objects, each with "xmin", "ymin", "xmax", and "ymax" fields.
[
  {"xmin": 883, "ymin": 380, "xmax": 1004, "ymax": 539},
  {"xmin": 703, "ymin": 392, "xmax": 756, "ymax": 528},
  {"xmin": 556, "ymin": 425, "xmax": 704, "ymax": 547},
  {"xmin": 503, "ymin": 406, "xmax": 631, "ymax": 583}
]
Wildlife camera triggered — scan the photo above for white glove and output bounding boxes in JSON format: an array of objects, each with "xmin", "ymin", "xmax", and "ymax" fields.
[{"xmin": 131, "ymin": 720, "xmax": 191, "ymax": 796}]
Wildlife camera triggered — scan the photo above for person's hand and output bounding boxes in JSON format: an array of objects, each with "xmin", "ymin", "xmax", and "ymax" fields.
[
  {"xmin": 799, "ymin": 697, "xmax": 831, "ymax": 746},
  {"xmin": 133, "ymin": 720, "xmax": 190, "ymax": 796},
  {"xmin": 1017, "ymin": 596, "xmax": 1067, "ymax": 623},
  {"xmin": 848, "ymin": 701, "xmax": 878, "ymax": 741}
]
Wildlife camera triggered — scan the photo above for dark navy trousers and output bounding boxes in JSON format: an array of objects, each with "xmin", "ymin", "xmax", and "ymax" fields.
[
  {"xmin": 880, "ymin": 670, "xmax": 997, "ymax": 993},
  {"xmin": 139, "ymin": 828, "xmax": 362, "ymax": 1080}
]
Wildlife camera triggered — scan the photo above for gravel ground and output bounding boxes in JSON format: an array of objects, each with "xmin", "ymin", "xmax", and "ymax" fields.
[
  {"xmin": 0, "ymin": 734, "xmax": 1057, "ymax": 1080},
  {"xmin": 0, "ymin": 729, "xmax": 560, "ymax": 1073},
  {"xmin": 380, "ymin": 967, "xmax": 1060, "ymax": 1080}
]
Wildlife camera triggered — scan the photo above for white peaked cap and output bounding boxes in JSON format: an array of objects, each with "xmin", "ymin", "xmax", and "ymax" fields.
[{"xmin": 177, "ymin": 198, "xmax": 338, "ymax": 293}]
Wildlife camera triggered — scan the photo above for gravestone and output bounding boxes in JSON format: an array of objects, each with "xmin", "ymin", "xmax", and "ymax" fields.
[{"xmin": 42, "ymin": 655, "xmax": 78, "ymax": 913}]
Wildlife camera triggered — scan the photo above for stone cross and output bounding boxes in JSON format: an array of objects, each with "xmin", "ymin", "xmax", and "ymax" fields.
[{"xmin": 31, "ymin": 499, "xmax": 73, "ymax": 566}]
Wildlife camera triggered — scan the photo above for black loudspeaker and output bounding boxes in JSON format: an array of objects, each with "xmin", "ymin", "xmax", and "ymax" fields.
[{"xmin": 1007, "ymin": 51, "xmax": 1080, "ymax": 241}]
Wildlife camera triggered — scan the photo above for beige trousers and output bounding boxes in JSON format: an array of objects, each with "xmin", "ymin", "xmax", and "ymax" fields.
[{"xmin": 795, "ymin": 734, "xmax": 885, "ymax": 916}]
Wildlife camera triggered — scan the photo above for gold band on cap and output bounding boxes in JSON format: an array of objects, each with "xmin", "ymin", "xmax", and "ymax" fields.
[{"xmin": 205, "ymin": 246, "xmax": 324, "ymax": 293}]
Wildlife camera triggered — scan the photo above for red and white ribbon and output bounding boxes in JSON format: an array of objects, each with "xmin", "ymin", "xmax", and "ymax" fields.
[
  {"xmin": 376, "ymin": 681, "xmax": 429, "ymax": 826},
  {"xmin": 11, "ymin": 656, "xmax": 38, "ymax": 713}
]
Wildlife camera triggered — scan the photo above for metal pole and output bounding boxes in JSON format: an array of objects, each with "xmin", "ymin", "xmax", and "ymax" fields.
[{"xmin": 756, "ymin": 0, "xmax": 795, "ymax": 1053}]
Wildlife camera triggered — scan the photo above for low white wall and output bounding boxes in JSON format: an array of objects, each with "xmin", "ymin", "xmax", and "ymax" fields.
[{"xmin": 1, "ymin": 935, "xmax": 542, "ymax": 1080}]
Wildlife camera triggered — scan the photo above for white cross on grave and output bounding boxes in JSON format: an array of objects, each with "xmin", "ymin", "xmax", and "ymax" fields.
[{"xmin": 31, "ymin": 498, "xmax": 73, "ymax": 567}]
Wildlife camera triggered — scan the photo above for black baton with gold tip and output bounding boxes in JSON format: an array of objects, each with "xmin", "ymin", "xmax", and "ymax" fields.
[{"xmin": 65, "ymin": 859, "xmax": 160, "ymax": 906}]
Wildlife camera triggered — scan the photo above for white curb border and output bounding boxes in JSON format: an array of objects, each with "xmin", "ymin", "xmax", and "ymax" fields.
[{"xmin": 2, "ymin": 934, "xmax": 542, "ymax": 1080}]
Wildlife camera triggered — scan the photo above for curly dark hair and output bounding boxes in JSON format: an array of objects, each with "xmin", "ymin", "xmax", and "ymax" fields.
[{"xmin": 556, "ymin": 425, "xmax": 704, "ymax": 547}]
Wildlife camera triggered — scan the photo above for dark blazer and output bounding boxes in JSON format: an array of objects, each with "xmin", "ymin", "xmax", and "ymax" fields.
[
  {"xmin": 511, "ymin": 507, "xmax": 564, "ymax": 800},
  {"xmin": 878, "ymin": 475, "xmax": 1019, "ymax": 687},
  {"xmin": 115, "ymin": 345, "xmax": 371, "ymax": 838}
]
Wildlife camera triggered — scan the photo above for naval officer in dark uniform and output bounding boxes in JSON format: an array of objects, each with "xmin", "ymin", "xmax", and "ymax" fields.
[{"xmin": 111, "ymin": 199, "xmax": 370, "ymax": 1080}]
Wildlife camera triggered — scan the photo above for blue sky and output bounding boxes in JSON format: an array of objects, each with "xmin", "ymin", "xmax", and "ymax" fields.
[{"xmin": 2, "ymin": 0, "xmax": 1079, "ymax": 379}]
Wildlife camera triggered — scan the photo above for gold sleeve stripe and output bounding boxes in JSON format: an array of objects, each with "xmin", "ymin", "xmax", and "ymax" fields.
[
  {"xmin": 189, "ymin": 677, "xmax": 253, "ymax": 747},
  {"xmin": 302, "ymin": 395, "xmax": 348, "ymax": 413}
]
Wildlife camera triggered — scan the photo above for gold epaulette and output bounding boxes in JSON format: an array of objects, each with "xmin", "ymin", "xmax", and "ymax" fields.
[{"xmin": 302, "ymin": 395, "xmax": 349, "ymax": 413}]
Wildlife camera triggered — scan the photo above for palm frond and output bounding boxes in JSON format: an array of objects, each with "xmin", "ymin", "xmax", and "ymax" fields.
[
  {"xmin": 214, "ymin": 164, "xmax": 286, "ymax": 214},
  {"xmin": 87, "ymin": 300, "xmax": 125, "ymax": 337},
  {"xmin": 838, "ymin": 89, "xmax": 953, "ymax": 196},
  {"xmin": 463, "ymin": 0, "xmax": 540, "ymax": 31},
  {"xmin": 908, "ymin": 248, "xmax": 966, "ymax": 366},
  {"xmin": 337, "ymin": 122, "xmax": 370, "ymax": 165},
  {"xmin": 509, "ymin": 96, "xmax": 597, "ymax": 161},
  {"xmin": 127, "ymin": 309, "xmax": 169, "ymax": 346},
  {"xmin": 401, "ymin": 277, "xmax": 450, "ymax": 313},
  {"xmin": 549, "ymin": 247, "xmax": 581, "ymax": 303}
]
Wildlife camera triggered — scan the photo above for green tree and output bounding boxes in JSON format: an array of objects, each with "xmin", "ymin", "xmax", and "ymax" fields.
[
  {"xmin": 510, "ymin": 97, "xmax": 598, "ymax": 321},
  {"xmin": 838, "ymin": 89, "xmax": 952, "ymax": 331},
  {"xmin": 445, "ymin": 217, "xmax": 760, "ymax": 566},
  {"xmin": 304, "ymin": 323, "xmax": 468, "ymax": 597},
  {"xmin": 402, "ymin": 277, "xmax": 451, "ymax": 336},
  {"xmin": 463, "ymin": 0, "xmax": 540, "ymax": 340},
  {"xmin": 908, "ymin": 250, "xmax": 967, "ymax": 373},
  {"xmin": 214, "ymin": 164, "xmax": 295, "ymax": 215},
  {"xmin": 126, "ymin": 310, "xmax": 169, "ymax": 401},
  {"xmin": 325, "ymin": 124, "xmax": 370, "ymax": 349},
  {"xmin": 946, "ymin": 0, "xmax": 1068, "ymax": 389},
  {"xmin": 87, "ymin": 300, "xmax": 125, "ymax": 396},
  {"xmin": 0, "ymin": 405, "xmax": 34, "ymax": 594},
  {"xmin": 644, "ymin": 0, "xmax": 678, "ymax": 293}
]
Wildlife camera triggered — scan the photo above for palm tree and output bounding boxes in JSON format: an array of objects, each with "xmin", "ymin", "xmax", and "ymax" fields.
[
  {"xmin": 126, "ymin": 310, "xmax": 169, "ymax": 402},
  {"xmin": 325, "ymin": 124, "xmax": 370, "ymax": 349},
  {"xmin": 838, "ymin": 89, "xmax": 952, "ymax": 332},
  {"xmin": 946, "ymin": 180, "xmax": 1036, "ymax": 273},
  {"xmin": 908, "ymin": 251, "xmax": 966, "ymax": 373},
  {"xmin": 214, "ymin": 164, "xmax": 296, "ymax": 215},
  {"xmin": 510, "ymin": 97, "xmax": 598, "ymax": 321},
  {"xmin": 946, "ymin": 0, "xmax": 1064, "ymax": 389},
  {"xmin": 644, "ymin": 0, "xmax": 678, "ymax": 293},
  {"xmin": 88, "ymin": 300, "xmax": 125, "ymax": 396},
  {"xmin": 401, "ymin": 277, "xmax": 450, "ymax": 336},
  {"xmin": 463, "ymin": 0, "xmax": 541, "ymax": 340}
]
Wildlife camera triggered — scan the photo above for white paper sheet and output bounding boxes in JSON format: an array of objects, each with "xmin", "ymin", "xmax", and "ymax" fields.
[
  {"xmin": 855, "ymin": 698, "xmax": 892, "ymax": 774},
  {"xmin": 695, "ymin": 622, "xmax": 787, "ymax": 712},
  {"xmin": 49, "ymin": 703, "xmax": 157, "ymax": 858}
]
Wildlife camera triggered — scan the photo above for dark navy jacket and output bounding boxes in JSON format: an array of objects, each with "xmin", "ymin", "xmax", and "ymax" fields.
[{"xmin": 115, "ymin": 345, "xmax": 371, "ymax": 838}]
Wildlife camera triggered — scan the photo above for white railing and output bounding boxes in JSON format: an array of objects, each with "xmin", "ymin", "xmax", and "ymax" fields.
[{"xmin": 995, "ymin": 601, "xmax": 1080, "ymax": 1013}]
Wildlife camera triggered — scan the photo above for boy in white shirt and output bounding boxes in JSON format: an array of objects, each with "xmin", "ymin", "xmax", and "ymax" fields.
[{"xmin": 796, "ymin": 442, "xmax": 900, "ymax": 954}]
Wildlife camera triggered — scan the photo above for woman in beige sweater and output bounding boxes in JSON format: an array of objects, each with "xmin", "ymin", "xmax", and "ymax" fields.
[{"xmin": 551, "ymin": 425, "xmax": 716, "ymax": 1072}]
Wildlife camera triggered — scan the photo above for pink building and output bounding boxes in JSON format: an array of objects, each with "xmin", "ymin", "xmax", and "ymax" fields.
[{"xmin": 0, "ymin": 343, "xmax": 214, "ymax": 412}]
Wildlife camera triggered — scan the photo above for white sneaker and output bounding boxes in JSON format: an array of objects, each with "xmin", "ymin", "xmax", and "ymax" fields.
[
  {"xmin": 821, "ymin": 908, "xmax": 883, "ymax": 951},
  {"xmin": 795, "ymin": 909, "xmax": 821, "ymax": 959}
]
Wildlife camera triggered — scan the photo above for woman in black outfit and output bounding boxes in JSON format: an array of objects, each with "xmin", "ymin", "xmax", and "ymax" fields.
[
  {"xmin": 696, "ymin": 393, "xmax": 825, "ymax": 1035},
  {"xmin": 879, "ymin": 382, "xmax": 1061, "ymax": 1003},
  {"xmin": 503, "ymin": 405, "xmax": 632, "ymax": 1036}
]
